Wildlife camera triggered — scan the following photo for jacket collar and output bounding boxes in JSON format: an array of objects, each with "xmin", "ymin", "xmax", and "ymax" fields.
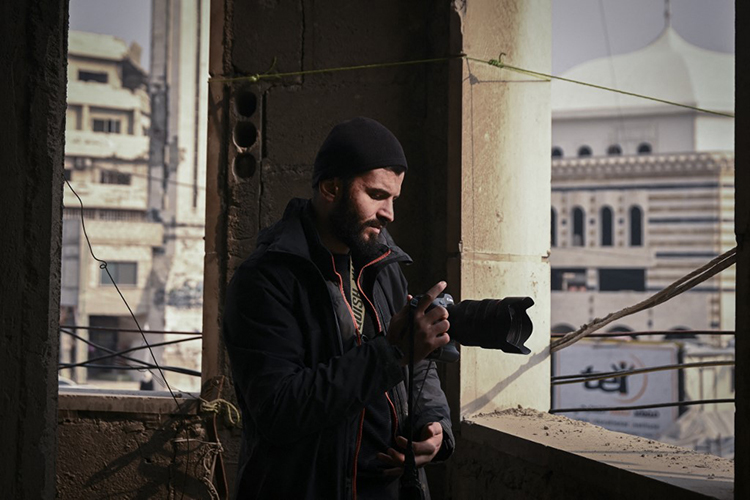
[{"xmin": 258, "ymin": 198, "xmax": 412, "ymax": 279}]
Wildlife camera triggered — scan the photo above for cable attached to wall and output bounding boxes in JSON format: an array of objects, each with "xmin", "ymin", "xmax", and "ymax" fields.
[{"xmin": 209, "ymin": 53, "xmax": 734, "ymax": 118}]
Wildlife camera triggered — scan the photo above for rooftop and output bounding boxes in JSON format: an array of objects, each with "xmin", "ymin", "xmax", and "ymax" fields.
[{"xmin": 552, "ymin": 27, "xmax": 734, "ymax": 118}]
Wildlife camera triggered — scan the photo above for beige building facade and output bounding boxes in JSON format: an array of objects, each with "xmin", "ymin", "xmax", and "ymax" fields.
[{"xmin": 61, "ymin": 31, "xmax": 163, "ymax": 386}]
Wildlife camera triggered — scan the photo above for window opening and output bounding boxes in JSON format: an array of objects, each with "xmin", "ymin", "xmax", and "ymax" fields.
[
  {"xmin": 607, "ymin": 144, "xmax": 622, "ymax": 155},
  {"xmin": 630, "ymin": 206, "xmax": 643, "ymax": 246},
  {"xmin": 552, "ymin": 268, "xmax": 587, "ymax": 291},
  {"xmin": 551, "ymin": 207, "xmax": 557, "ymax": 247},
  {"xmin": 62, "ymin": 3, "xmax": 209, "ymax": 394},
  {"xmin": 92, "ymin": 118, "xmax": 121, "ymax": 134},
  {"xmin": 101, "ymin": 262, "xmax": 137, "ymax": 286},
  {"xmin": 598, "ymin": 268, "xmax": 646, "ymax": 292},
  {"xmin": 578, "ymin": 145, "xmax": 592, "ymax": 157},
  {"xmin": 100, "ymin": 170, "xmax": 131, "ymax": 185},
  {"xmin": 572, "ymin": 206, "xmax": 585, "ymax": 246},
  {"xmin": 637, "ymin": 142, "xmax": 652, "ymax": 154},
  {"xmin": 78, "ymin": 70, "xmax": 109, "ymax": 83},
  {"xmin": 552, "ymin": 147, "xmax": 564, "ymax": 158},
  {"xmin": 600, "ymin": 206, "xmax": 613, "ymax": 246}
]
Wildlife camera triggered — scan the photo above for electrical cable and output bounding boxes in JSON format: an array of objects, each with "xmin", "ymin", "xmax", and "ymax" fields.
[
  {"xmin": 552, "ymin": 360, "xmax": 735, "ymax": 385},
  {"xmin": 550, "ymin": 398, "xmax": 734, "ymax": 414},
  {"xmin": 65, "ymin": 179, "xmax": 182, "ymax": 405},
  {"xmin": 59, "ymin": 327, "xmax": 201, "ymax": 372},
  {"xmin": 208, "ymin": 53, "xmax": 734, "ymax": 118}
]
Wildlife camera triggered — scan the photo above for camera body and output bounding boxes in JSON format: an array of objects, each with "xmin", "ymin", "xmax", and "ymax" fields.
[{"xmin": 410, "ymin": 293, "xmax": 535, "ymax": 362}]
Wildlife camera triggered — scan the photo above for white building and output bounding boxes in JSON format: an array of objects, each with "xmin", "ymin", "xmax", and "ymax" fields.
[{"xmin": 550, "ymin": 26, "xmax": 735, "ymax": 339}]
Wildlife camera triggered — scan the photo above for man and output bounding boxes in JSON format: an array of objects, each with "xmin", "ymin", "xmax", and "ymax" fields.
[{"xmin": 223, "ymin": 117, "xmax": 454, "ymax": 499}]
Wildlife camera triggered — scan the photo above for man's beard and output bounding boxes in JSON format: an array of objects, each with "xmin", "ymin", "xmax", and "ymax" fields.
[{"xmin": 329, "ymin": 189, "xmax": 385, "ymax": 261}]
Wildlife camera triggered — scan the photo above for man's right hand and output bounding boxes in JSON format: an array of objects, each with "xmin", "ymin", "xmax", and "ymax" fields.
[{"xmin": 387, "ymin": 281, "xmax": 451, "ymax": 365}]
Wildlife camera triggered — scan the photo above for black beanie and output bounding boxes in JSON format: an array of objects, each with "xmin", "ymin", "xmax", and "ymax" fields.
[{"xmin": 312, "ymin": 117, "xmax": 408, "ymax": 186}]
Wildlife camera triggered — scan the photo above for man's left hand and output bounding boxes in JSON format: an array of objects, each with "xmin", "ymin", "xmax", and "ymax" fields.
[{"xmin": 376, "ymin": 422, "xmax": 444, "ymax": 476}]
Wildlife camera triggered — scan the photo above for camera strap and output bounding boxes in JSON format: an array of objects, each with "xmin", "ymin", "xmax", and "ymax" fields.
[{"xmin": 400, "ymin": 307, "xmax": 425, "ymax": 500}]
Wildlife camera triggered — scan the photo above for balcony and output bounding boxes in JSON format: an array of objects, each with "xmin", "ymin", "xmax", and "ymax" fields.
[{"xmin": 65, "ymin": 130, "xmax": 149, "ymax": 161}]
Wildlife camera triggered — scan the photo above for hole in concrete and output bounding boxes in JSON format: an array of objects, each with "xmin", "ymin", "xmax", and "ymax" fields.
[
  {"xmin": 233, "ymin": 153, "xmax": 257, "ymax": 179},
  {"xmin": 233, "ymin": 121, "xmax": 258, "ymax": 149},
  {"xmin": 235, "ymin": 89, "xmax": 258, "ymax": 117}
]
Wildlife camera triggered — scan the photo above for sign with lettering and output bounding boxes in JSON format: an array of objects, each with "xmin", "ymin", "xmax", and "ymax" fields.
[{"xmin": 552, "ymin": 340, "xmax": 680, "ymax": 439}]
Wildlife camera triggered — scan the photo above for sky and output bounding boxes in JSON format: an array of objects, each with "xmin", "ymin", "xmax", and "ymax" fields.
[
  {"xmin": 552, "ymin": 0, "xmax": 735, "ymax": 74},
  {"xmin": 69, "ymin": 0, "xmax": 152, "ymax": 67},
  {"xmin": 69, "ymin": 0, "xmax": 734, "ymax": 75}
]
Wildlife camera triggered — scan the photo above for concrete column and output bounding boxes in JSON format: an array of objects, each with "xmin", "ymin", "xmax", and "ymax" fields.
[
  {"xmin": 81, "ymin": 104, "xmax": 91, "ymax": 132},
  {"xmin": 0, "ymin": 0, "xmax": 68, "ymax": 498},
  {"xmin": 448, "ymin": 0, "xmax": 551, "ymax": 416},
  {"xmin": 734, "ymin": 1, "xmax": 749, "ymax": 497}
]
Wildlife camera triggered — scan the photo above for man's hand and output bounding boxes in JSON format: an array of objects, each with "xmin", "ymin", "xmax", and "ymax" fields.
[
  {"xmin": 387, "ymin": 281, "xmax": 451, "ymax": 365},
  {"xmin": 376, "ymin": 422, "xmax": 444, "ymax": 476}
]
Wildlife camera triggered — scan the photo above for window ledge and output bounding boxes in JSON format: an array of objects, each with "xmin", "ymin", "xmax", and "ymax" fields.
[
  {"xmin": 460, "ymin": 408, "xmax": 733, "ymax": 499},
  {"xmin": 58, "ymin": 388, "xmax": 200, "ymax": 415}
]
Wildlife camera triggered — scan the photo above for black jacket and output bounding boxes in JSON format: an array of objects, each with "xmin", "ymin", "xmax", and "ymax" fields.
[{"xmin": 223, "ymin": 198, "xmax": 454, "ymax": 499}]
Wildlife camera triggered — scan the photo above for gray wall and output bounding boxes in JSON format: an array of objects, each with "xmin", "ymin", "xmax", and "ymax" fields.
[
  {"xmin": 0, "ymin": 0, "xmax": 68, "ymax": 498},
  {"xmin": 734, "ymin": 2, "xmax": 750, "ymax": 498}
]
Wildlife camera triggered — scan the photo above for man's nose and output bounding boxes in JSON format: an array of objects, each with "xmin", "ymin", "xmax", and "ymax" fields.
[{"xmin": 378, "ymin": 199, "xmax": 395, "ymax": 223}]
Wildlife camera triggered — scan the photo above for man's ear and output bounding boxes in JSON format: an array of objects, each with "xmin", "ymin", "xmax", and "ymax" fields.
[{"xmin": 318, "ymin": 178, "xmax": 342, "ymax": 202}]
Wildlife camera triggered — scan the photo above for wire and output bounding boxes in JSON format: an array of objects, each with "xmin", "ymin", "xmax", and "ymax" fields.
[
  {"xmin": 469, "ymin": 55, "xmax": 735, "ymax": 118},
  {"xmin": 59, "ymin": 327, "xmax": 201, "ymax": 375},
  {"xmin": 209, "ymin": 53, "xmax": 734, "ymax": 118},
  {"xmin": 61, "ymin": 324, "xmax": 201, "ymax": 335},
  {"xmin": 552, "ymin": 360, "xmax": 735, "ymax": 385},
  {"xmin": 64, "ymin": 179, "xmax": 183, "ymax": 409},
  {"xmin": 549, "ymin": 330, "xmax": 735, "ymax": 338},
  {"xmin": 550, "ymin": 398, "xmax": 734, "ymax": 414}
]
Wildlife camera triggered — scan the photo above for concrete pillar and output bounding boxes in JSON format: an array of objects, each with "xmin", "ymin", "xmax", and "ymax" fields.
[
  {"xmin": 0, "ymin": 0, "xmax": 68, "ymax": 498},
  {"xmin": 734, "ymin": 1, "xmax": 749, "ymax": 497},
  {"xmin": 447, "ymin": 0, "xmax": 551, "ymax": 416},
  {"xmin": 81, "ymin": 104, "xmax": 91, "ymax": 132}
]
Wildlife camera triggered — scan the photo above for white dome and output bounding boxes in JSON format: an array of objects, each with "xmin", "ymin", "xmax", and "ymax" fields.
[{"xmin": 552, "ymin": 27, "xmax": 734, "ymax": 118}]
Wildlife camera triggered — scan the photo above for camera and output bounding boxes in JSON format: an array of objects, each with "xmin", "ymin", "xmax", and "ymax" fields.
[{"xmin": 410, "ymin": 293, "xmax": 535, "ymax": 362}]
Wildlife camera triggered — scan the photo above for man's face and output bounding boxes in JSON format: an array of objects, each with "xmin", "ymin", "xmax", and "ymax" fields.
[{"xmin": 329, "ymin": 168, "xmax": 404, "ymax": 258}]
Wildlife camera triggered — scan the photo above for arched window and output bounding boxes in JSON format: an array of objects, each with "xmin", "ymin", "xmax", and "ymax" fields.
[
  {"xmin": 551, "ymin": 147, "xmax": 563, "ymax": 158},
  {"xmin": 551, "ymin": 324, "xmax": 575, "ymax": 334},
  {"xmin": 578, "ymin": 145, "xmax": 592, "ymax": 157},
  {"xmin": 607, "ymin": 325, "xmax": 634, "ymax": 333},
  {"xmin": 551, "ymin": 208, "xmax": 557, "ymax": 247},
  {"xmin": 607, "ymin": 144, "xmax": 622, "ymax": 155},
  {"xmin": 572, "ymin": 206, "xmax": 585, "ymax": 246},
  {"xmin": 637, "ymin": 142, "xmax": 652, "ymax": 154},
  {"xmin": 629, "ymin": 205, "xmax": 643, "ymax": 246},
  {"xmin": 600, "ymin": 206, "xmax": 613, "ymax": 246}
]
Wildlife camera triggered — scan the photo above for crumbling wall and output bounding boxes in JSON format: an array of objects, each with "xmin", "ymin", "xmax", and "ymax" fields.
[
  {"xmin": 57, "ymin": 408, "xmax": 239, "ymax": 499},
  {"xmin": 207, "ymin": 0, "xmax": 453, "ymax": 306},
  {"xmin": 0, "ymin": 1, "xmax": 68, "ymax": 498}
]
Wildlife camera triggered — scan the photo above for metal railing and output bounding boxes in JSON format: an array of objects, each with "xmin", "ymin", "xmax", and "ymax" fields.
[{"xmin": 58, "ymin": 325, "xmax": 202, "ymax": 384}]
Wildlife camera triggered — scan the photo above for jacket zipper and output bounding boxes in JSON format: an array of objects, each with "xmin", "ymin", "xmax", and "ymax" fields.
[
  {"xmin": 331, "ymin": 250, "xmax": 392, "ymax": 500},
  {"xmin": 330, "ymin": 255, "xmax": 365, "ymax": 500}
]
